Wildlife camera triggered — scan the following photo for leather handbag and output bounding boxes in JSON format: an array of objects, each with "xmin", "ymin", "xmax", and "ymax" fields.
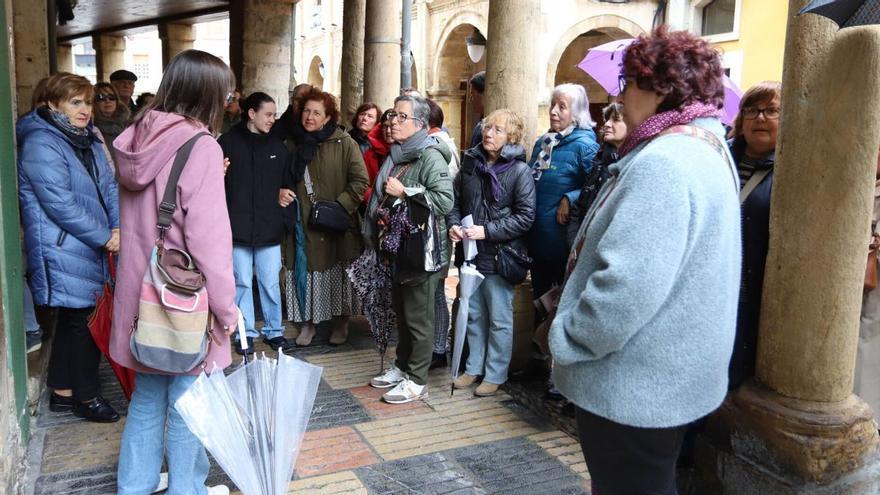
[
  {"xmin": 866, "ymin": 229, "xmax": 879, "ymax": 291},
  {"xmin": 304, "ymin": 166, "xmax": 352, "ymax": 233},
  {"xmin": 495, "ymin": 244, "xmax": 532, "ymax": 286},
  {"xmin": 130, "ymin": 133, "xmax": 214, "ymax": 374}
]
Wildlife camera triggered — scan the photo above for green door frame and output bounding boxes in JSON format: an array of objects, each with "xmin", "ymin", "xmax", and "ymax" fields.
[{"xmin": 0, "ymin": 0, "xmax": 30, "ymax": 442}]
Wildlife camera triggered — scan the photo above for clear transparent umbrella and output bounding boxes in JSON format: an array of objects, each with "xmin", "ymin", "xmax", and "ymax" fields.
[
  {"xmin": 450, "ymin": 262, "xmax": 484, "ymax": 395},
  {"xmin": 175, "ymin": 352, "xmax": 322, "ymax": 494}
]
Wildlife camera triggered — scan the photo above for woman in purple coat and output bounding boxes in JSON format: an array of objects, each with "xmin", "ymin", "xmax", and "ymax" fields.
[{"xmin": 110, "ymin": 50, "xmax": 239, "ymax": 495}]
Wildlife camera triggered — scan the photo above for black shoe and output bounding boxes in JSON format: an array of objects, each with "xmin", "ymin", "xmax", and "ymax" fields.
[
  {"xmin": 263, "ymin": 336, "xmax": 294, "ymax": 353},
  {"xmin": 234, "ymin": 337, "xmax": 255, "ymax": 356},
  {"xmin": 429, "ymin": 352, "xmax": 448, "ymax": 370},
  {"xmin": 49, "ymin": 392, "xmax": 75, "ymax": 412},
  {"xmin": 73, "ymin": 396, "xmax": 120, "ymax": 423}
]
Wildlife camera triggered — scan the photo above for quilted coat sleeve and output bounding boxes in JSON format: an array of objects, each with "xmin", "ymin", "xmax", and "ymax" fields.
[
  {"xmin": 20, "ymin": 131, "xmax": 112, "ymax": 249},
  {"xmin": 96, "ymin": 144, "xmax": 120, "ymax": 229}
]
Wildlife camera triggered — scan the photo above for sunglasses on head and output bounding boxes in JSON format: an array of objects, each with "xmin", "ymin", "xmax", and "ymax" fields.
[{"xmin": 96, "ymin": 93, "xmax": 117, "ymax": 102}]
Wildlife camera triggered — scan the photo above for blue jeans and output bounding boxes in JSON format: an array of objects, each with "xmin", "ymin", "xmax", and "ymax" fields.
[
  {"xmin": 23, "ymin": 280, "xmax": 40, "ymax": 333},
  {"xmin": 232, "ymin": 244, "xmax": 283, "ymax": 340},
  {"xmin": 465, "ymin": 274, "xmax": 515, "ymax": 384},
  {"xmin": 118, "ymin": 373, "xmax": 209, "ymax": 495}
]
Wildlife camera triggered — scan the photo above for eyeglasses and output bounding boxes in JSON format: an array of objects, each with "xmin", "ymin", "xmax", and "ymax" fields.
[
  {"xmin": 95, "ymin": 94, "xmax": 117, "ymax": 102},
  {"xmin": 386, "ymin": 111, "xmax": 420, "ymax": 124},
  {"xmin": 483, "ymin": 124, "xmax": 508, "ymax": 136},
  {"xmin": 742, "ymin": 106, "xmax": 780, "ymax": 120},
  {"xmin": 226, "ymin": 93, "xmax": 238, "ymax": 105}
]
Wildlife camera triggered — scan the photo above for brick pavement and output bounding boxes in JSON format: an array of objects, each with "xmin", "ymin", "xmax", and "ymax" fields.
[{"xmin": 25, "ymin": 314, "xmax": 590, "ymax": 494}]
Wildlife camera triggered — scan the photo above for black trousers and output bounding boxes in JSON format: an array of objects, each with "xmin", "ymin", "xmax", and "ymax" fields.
[
  {"xmin": 46, "ymin": 306, "xmax": 101, "ymax": 401},
  {"xmin": 576, "ymin": 406, "xmax": 686, "ymax": 495},
  {"xmin": 530, "ymin": 258, "xmax": 565, "ymax": 302}
]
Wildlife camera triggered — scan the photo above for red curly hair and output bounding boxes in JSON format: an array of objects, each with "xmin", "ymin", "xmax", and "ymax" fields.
[
  {"xmin": 301, "ymin": 87, "xmax": 340, "ymax": 124},
  {"xmin": 623, "ymin": 26, "xmax": 725, "ymax": 112}
]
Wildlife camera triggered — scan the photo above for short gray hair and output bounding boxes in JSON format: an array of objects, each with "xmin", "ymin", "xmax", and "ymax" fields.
[
  {"xmin": 552, "ymin": 83, "xmax": 595, "ymax": 128},
  {"xmin": 394, "ymin": 94, "xmax": 430, "ymax": 129}
]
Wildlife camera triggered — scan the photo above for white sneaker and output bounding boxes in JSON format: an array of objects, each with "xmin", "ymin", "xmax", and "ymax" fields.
[
  {"xmin": 207, "ymin": 485, "xmax": 230, "ymax": 495},
  {"xmin": 151, "ymin": 472, "xmax": 168, "ymax": 493},
  {"xmin": 382, "ymin": 378, "xmax": 428, "ymax": 404},
  {"xmin": 370, "ymin": 365, "xmax": 406, "ymax": 389}
]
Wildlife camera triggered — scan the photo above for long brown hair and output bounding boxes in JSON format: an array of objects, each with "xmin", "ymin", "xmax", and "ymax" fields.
[{"xmin": 134, "ymin": 49, "xmax": 235, "ymax": 132}]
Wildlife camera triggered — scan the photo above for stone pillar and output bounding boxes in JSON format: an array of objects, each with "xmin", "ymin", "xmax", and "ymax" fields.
[
  {"xmin": 229, "ymin": 0, "xmax": 294, "ymax": 107},
  {"xmin": 56, "ymin": 44, "xmax": 73, "ymax": 74},
  {"xmin": 159, "ymin": 23, "xmax": 195, "ymax": 69},
  {"xmin": 484, "ymin": 0, "xmax": 540, "ymax": 156},
  {"xmin": 11, "ymin": 0, "xmax": 49, "ymax": 114},
  {"xmin": 93, "ymin": 35, "xmax": 126, "ymax": 83},
  {"xmin": 701, "ymin": 2, "xmax": 880, "ymax": 492},
  {"xmin": 340, "ymin": 0, "xmax": 365, "ymax": 124},
  {"xmin": 363, "ymin": 0, "xmax": 401, "ymax": 110}
]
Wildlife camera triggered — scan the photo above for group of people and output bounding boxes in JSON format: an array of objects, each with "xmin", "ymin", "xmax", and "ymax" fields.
[{"xmin": 14, "ymin": 24, "xmax": 817, "ymax": 494}]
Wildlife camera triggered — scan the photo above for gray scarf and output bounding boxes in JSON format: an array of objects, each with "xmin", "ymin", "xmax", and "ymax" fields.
[{"xmin": 362, "ymin": 128, "xmax": 433, "ymax": 241}]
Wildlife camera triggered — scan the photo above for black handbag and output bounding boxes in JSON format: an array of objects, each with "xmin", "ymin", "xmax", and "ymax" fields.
[
  {"xmin": 495, "ymin": 243, "xmax": 532, "ymax": 285},
  {"xmin": 304, "ymin": 166, "xmax": 352, "ymax": 233}
]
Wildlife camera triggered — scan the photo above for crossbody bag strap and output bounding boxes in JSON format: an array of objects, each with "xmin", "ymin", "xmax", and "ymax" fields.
[
  {"xmin": 659, "ymin": 124, "xmax": 739, "ymax": 194},
  {"xmin": 739, "ymin": 168, "xmax": 771, "ymax": 204},
  {"xmin": 303, "ymin": 165, "xmax": 317, "ymax": 202},
  {"xmin": 157, "ymin": 132, "xmax": 211, "ymax": 241},
  {"xmin": 378, "ymin": 163, "xmax": 414, "ymax": 209}
]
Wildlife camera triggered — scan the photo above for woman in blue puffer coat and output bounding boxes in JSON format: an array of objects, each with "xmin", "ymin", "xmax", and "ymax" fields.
[
  {"xmin": 527, "ymin": 84, "xmax": 599, "ymax": 299},
  {"xmin": 18, "ymin": 73, "xmax": 121, "ymax": 423}
]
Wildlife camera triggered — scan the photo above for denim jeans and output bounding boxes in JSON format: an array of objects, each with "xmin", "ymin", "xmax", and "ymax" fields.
[
  {"xmin": 22, "ymin": 280, "xmax": 40, "ymax": 333},
  {"xmin": 232, "ymin": 244, "xmax": 283, "ymax": 340},
  {"xmin": 118, "ymin": 373, "xmax": 209, "ymax": 495},
  {"xmin": 465, "ymin": 274, "xmax": 515, "ymax": 384}
]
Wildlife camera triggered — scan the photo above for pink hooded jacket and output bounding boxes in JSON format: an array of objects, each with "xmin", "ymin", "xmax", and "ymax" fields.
[{"xmin": 110, "ymin": 111, "xmax": 237, "ymax": 375}]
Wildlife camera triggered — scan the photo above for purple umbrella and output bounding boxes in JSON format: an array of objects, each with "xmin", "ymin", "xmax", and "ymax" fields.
[{"xmin": 577, "ymin": 38, "xmax": 743, "ymax": 125}]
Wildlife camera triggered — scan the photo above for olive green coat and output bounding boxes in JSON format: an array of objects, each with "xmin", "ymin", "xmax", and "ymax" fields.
[{"xmin": 284, "ymin": 127, "xmax": 369, "ymax": 272}]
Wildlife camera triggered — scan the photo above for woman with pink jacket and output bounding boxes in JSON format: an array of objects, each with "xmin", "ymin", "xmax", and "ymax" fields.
[{"xmin": 110, "ymin": 50, "xmax": 238, "ymax": 495}]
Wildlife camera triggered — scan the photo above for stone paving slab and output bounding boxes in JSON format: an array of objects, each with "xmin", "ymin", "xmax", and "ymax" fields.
[{"xmin": 27, "ymin": 324, "xmax": 589, "ymax": 494}]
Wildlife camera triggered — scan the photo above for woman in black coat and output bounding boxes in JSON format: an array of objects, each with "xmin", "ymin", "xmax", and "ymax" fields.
[{"xmin": 447, "ymin": 109, "xmax": 536, "ymax": 397}]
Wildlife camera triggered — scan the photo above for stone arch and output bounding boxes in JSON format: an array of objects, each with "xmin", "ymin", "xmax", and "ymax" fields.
[
  {"xmin": 308, "ymin": 55, "xmax": 325, "ymax": 90},
  {"xmin": 430, "ymin": 10, "xmax": 487, "ymax": 90}
]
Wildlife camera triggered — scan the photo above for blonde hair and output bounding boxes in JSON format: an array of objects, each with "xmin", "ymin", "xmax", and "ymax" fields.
[{"xmin": 482, "ymin": 109, "xmax": 524, "ymax": 146}]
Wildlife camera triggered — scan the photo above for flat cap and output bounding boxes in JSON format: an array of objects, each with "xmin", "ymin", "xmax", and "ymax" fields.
[{"xmin": 109, "ymin": 69, "xmax": 137, "ymax": 82}]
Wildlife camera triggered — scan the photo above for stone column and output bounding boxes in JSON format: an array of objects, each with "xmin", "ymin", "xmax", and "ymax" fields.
[
  {"xmin": 159, "ymin": 23, "xmax": 195, "ymax": 68},
  {"xmin": 484, "ymin": 0, "xmax": 540, "ymax": 156},
  {"xmin": 229, "ymin": 0, "xmax": 294, "ymax": 107},
  {"xmin": 701, "ymin": 2, "xmax": 880, "ymax": 492},
  {"xmin": 11, "ymin": 0, "xmax": 49, "ymax": 114},
  {"xmin": 93, "ymin": 35, "xmax": 126, "ymax": 83},
  {"xmin": 363, "ymin": 0, "xmax": 401, "ymax": 110},
  {"xmin": 56, "ymin": 44, "xmax": 73, "ymax": 74},
  {"xmin": 339, "ymin": 0, "xmax": 365, "ymax": 124}
]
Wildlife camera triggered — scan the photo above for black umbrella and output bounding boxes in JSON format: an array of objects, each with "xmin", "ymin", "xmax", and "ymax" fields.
[{"xmin": 799, "ymin": 0, "xmax": 880, "ymax": 28}]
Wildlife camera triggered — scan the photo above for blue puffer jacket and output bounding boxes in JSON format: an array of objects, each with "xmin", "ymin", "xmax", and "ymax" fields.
[
  {"xmin": 17, "ymin": 109, "xmax": 120, "ymax": 308},
  {"xmin": 527, "ymin": 127, "xmax": 599, "ymax": 261}
]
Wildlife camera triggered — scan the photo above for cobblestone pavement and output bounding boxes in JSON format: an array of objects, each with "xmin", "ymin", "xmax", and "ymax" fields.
[{"xmin": 25, "ymin": 279, "xmax": 590, "ymax": 494}]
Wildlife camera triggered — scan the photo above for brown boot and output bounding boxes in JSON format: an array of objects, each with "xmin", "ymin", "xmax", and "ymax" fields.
[
  {"xmin": 474, "ymin": 381, "xmax": 500, "ymax": 397},
  {"xmin": 453, "ymin": 374, "xmax": 478, "ymax": 389},
  {"xmin": 295, "ymin": 323, "xmax": 315, "ymax": 346},
  {"xmin": 329, "ymin": 317, "xmax": 349, "ymax": 346}
]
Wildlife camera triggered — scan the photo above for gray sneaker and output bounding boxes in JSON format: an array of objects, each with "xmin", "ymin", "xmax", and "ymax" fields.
[{"xmin": 26, "ymin": 330, "xmax": 42, "ymax": 354}]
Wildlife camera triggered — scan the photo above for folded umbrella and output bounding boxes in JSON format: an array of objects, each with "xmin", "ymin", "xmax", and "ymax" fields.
[
  {"xmin": 577, "ymin": 37, "xmax": 743, "ymax": 125},
  {"xmin": 346, "ymin": 249, "xmax": 397, "ymax": 370},
  {"xmin": 87, "ymin": 253, "xmax": 136, "ymax": 401},
  {"xmin": 450, "ymin": 262, "xmax": 484, "ymax": 395}
]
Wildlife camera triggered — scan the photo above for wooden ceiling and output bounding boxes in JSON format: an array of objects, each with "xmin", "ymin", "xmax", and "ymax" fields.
[{"xmin": 56, "ymin": 0, "xmax": 231, "ymax": 41}]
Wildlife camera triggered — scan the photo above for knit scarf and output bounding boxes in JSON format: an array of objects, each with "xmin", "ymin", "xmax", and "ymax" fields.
[
  {"xmin": 473, "ymin": 145, "xmax": 518, "ymax": 202},
  {"xmin": 290, "ymin": 120, "xmax": 337, "ymax": 185},
  {"xmin": 617, "ymin": 102, "xmax": 722, "ymax": 158},
  {"xmin": 533, "ymin": 124, "xmax": 575, "ymax": 181}
]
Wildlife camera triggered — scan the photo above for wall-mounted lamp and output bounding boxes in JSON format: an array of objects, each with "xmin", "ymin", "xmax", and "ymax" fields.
[{"xmin": 465, "ymin": 28, "xmax": 486, "ymax": 64}]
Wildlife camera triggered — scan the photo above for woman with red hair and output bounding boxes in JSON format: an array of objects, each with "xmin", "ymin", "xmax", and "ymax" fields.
[{"xmin": 548, "ymin": 27, "xmax": 741, "ymax": 493}]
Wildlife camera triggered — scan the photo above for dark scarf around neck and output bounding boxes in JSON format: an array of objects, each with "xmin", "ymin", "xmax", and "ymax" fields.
[
  {"xmin": 38, "ymin": 106, "xmax": 92, "ymax": 149},
  {"xmin": 291, "ymin": 120, "xmax": 337, "ymax": 184}
]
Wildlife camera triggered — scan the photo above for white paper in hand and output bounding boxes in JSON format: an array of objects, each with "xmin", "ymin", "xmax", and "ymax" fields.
[
  {"xmin": 236, "ymin": 308, "xmax": 247, "ymax": 349},
  {"xmin": 462, "ymin": 214, "xmax": 478, "ymax": 261}
]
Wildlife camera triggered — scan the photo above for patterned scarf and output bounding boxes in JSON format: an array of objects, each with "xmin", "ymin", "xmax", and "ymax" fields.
[
  {"xmin": 532, "ymin": 124, "xmax": 575, "ymax": 180},
  {"xmin": 617, "ymin": 102, "xmax": 722, "ymax": 158},
  {"xmin": 39, "ymin": 106, "xmax": 92, "ymax": 149}
]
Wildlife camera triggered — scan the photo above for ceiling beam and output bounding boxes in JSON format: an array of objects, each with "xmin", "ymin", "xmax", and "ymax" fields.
[{"xmin": 57, "ymin": 5, "xmax": 230, "ymax": 42}]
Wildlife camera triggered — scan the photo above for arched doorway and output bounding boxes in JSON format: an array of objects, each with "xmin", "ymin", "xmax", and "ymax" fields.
[
  {"xmin": 308, "ymin": 56, "xmax": 325, "ymax": 90},
  {"xmin": 432, "ymin": 22, "xmax": 486, "ymax": 151}
]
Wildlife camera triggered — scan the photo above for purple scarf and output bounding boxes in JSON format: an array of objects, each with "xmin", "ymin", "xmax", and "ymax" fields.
[
  {"xmin": 618, "ymin": 102, "xmax": 722, "ymax": 158},
  {"xmin": 475, "ymin": 158, "xmax": 516, "ymax": 202}
]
